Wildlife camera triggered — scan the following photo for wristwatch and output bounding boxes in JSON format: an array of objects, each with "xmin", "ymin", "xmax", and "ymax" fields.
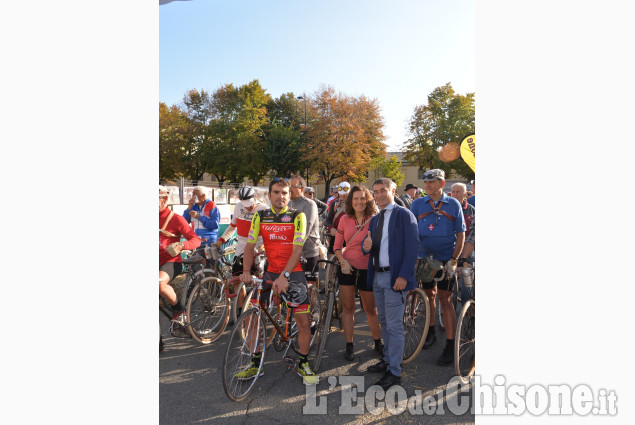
[{"xmin": 282, "ymin": 271, "xmax": 291, "ymax": 279}]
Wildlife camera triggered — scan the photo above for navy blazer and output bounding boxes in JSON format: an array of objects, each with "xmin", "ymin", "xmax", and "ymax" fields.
[{"xmin": 362, "ymin": 203, "xmax": 420, "ymax": 292}]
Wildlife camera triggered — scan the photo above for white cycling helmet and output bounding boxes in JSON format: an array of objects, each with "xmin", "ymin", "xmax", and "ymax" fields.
[{"xmin": 238, "ymin": 186, "xmax": 256, "ymax": 200}]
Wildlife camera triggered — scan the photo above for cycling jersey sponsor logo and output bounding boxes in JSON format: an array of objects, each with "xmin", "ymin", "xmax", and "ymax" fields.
[
  {"xmin": 262, "ymin": 224, "xmax": 291, "ymax": 232},
  {"xmin": 294, "ymin": 237, "xmax": 304, "ymax": 243},
  {"xmin": 248, "ymin": 234, "xmax": 256, "ymax": 241},
  {"xmin": 281, "ymin": 214, "xmax": 292, "ymax": 222},
  {"xmin": 269, "ymin": 235, "xmax": 287, "ymax": 241}
]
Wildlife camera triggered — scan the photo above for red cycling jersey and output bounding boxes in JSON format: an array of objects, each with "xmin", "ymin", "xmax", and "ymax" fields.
[{"xmin": 247, "ymin": 206, "xmax": 306, "ymax": 273}]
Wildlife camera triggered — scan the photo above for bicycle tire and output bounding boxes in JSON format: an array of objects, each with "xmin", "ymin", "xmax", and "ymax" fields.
[
  {"xmin": 454, "ymin": 299, "xmax": 475, "ymax": 385},
  {"xmin": 222, "ymin": 309, "xmax": 266, "ymax": 402},
  {"xmin": 186, "ymin": 277, "xmax": 230, "ymax": 344},
  {"xmin": 312, "ymin": 290, "xmax": 334, "ymax": 372},
  {"xmin": 230, "ymin": 281, "xmax": 246, "ymax": 324},
  {"xmin": 402, "ymin": 288, "xmax": 430, "ymax": 364},
  {"xmin": 307, "ymin": 283, "xmax": 321, "ymax": 349},
  {"xmin": 437, "ymin": 301, "xmax": 445, "ymax": 330},
  {"xmin": 244, "ymin": 286, "xmax": 280, "ymax": 346},
  {"xmin": 290, "ymin": 283, "xmax": 322, "ymax": 353}
]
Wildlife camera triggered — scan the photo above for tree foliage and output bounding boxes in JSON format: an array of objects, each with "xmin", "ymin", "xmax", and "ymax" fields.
[
  {"xmin": 368, "ymin": 154, "xmax": 405, "ymax": 186},
  {"xmin": 160, "ymin": 83, "xmax": 393, "ymax": 189},
  {"xmin": 303, "ymin": 86, "xmax": 387, "ymax": 195},
  {"xmin": 402, "ymin": 83, "xmax": 475, "ymax": 180},
  {"xmin": 159, "ymin": 102, "xmax": 189, "ymax": 179}
]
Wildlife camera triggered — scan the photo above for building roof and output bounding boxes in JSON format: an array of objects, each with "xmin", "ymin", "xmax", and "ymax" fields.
[{"xmin": 387, "ymin": 151, "xmax": 409, "ymax": 166}]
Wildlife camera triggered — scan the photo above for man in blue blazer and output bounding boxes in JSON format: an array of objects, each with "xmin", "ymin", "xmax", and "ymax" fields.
[{"xmin": 361, "ymin": 178, "xmax": 420, "ymax": 390}]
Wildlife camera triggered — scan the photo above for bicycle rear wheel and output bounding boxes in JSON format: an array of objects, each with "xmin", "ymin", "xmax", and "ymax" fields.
[
  {"xmin": 455, "ymin": 299, "xmax": 475, "ymax": 385},
  {"xmin": 186, "ymin": 277, "xmax": 229, "ymax": 344},
  {"xmin": 402, "ymin": 288, "xmax": 430, "ymax": 364},
  {"xmin": 223, "ymin": 309, "xmax": 266, "ymax": 402},
  {"xmin": 312, "ymin": 290, "xmax": 334, "ymax": 372}
]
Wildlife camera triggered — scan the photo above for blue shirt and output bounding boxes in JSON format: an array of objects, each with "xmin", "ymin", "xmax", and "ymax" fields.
[
  {"xmin": 377, "ymin": 202, "xmax": 395, "ymax": 268},
  {"xmin": 410, "ymin": 193, "xmax": 466, "ymax": 261}
]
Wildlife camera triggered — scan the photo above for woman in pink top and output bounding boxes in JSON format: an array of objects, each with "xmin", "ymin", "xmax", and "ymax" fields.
[{"xmin": 334, "ymin": 185, "xmax": 384, "ymax": 361}]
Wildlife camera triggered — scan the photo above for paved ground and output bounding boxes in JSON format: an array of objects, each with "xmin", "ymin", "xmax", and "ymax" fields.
[{"xmin": 160, "ymin": 289, "xmax": 475, "ymax": 425}]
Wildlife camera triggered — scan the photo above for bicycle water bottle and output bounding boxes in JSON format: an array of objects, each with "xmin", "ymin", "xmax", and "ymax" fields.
[{"xmin": 461, "ymin": 266, "xmax": 474, "ymax": 287}]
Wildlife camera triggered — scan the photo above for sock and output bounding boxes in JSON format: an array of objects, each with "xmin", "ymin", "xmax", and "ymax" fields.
[
  {"xmin": 374, "ymin": 338, "xmax": 382, "ymax": 345},
  {"xmin": 445, "ymin": 339, "xmax": 454, "ymax": 347},
  {"xmin": 346, "ymin": 342, "xmax": 354, "ymax": 349},
  {"xmin": 252, "ymin": 352, "xmax": 262, "ymax": 366},
  {"xmin": 428, "ymin": 326, "xmax": 436, "ymax": 335},
  {"xmin": 299, "ymin": 353, "xmax": 309, "ymax": 365},
  {"xmin": 172, "ymin": 301, "xmax": 184, "ymax": 313}
]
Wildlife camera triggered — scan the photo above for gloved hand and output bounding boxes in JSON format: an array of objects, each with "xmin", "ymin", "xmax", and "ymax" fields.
[
  {"xmin": 166, "ymin": 242, "xmax": 183, "ymax": 257},
  {"xmin": 340, "ymin": 259, "xmax": 352, "ymax": 275},
  {"xmin": 445, "ymin": 259, "xmax": 458, "ymax": 277}
]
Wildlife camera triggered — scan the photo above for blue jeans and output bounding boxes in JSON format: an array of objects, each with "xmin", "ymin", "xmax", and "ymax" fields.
[{"xmin": 373, "ymin": 271, "xmax": 407, "ymax": 376}]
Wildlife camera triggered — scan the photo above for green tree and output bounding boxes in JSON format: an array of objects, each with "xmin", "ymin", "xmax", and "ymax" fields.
[
  {"xmin": 179, "ymin": 89, "xmax": 214, "ymax": 181},
  {"xmin": 402, "ymin": 83, "xmax": 475, "ymax": 180},
  {"xmin": 204, "ymin": 80, "xmax": 272, "ymax": 185},
  {"xmin": 368, "ymin": 154, "xmax": 405, "ymax": 186},
  {"xmin": 159, "ymin": 102, "xmax": 189, "ymax": 179}
]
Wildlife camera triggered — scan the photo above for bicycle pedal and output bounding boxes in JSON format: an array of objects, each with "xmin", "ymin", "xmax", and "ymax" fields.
[{"xmin": 283, "ymin": 355, "xmax": 296, "ymax": 365}]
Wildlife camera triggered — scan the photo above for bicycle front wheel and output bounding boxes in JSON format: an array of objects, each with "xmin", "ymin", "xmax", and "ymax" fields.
[
  {"xmin": 455, "ymin": 299, "xmax": 475, "ymax": 385},
  {"xmin": 312, "ymin": 290, "xmax": 334, "ymax": 372},
  {"xmin": 186, "ymin": 277, "xmax": 229, "ymax": 344},
  {"xmin": 307, "ymin": 283, "xmax": 321, "ymax": 349},
  {"xmin": 230, "ymin": 281, "xmax": 246, "ymax": 324},
  {"xmin": 223, "ymin": 309, "xmax": 266, "ymax": 402},
  {"xmin": 402, "ymin": 288, "xmax": 430, "ymax": 364}
]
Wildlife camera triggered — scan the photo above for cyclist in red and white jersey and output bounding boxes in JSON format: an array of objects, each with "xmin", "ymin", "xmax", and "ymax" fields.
[{"xmin": 215, "ymin": 186, "xmax": 268, "ymax": 319}]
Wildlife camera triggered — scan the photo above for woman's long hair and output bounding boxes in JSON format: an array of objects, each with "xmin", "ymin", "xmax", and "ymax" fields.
[{"xmin": 344, "ymin": 185, "xmax": 377, "ymax": 218}]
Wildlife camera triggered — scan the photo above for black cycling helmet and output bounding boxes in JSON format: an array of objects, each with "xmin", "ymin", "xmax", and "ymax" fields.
[
  {"xmin": 238, "ymin": 186, "xmax": 256, "ymax": 200},
  {"xmin": 279, "ymin": 280, "xmax": 308, "ymax": 307}
]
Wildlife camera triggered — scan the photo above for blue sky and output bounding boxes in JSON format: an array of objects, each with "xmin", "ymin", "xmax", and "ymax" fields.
[{"xmin": 160, "ymin": 0, "xmax": 475, "ymax": 151}]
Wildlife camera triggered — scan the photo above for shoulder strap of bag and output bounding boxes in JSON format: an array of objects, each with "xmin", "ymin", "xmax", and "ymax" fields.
[
  {"xmin": 416, "ymin": 200, "xmax": 455, "ymax": 221},
  {"xmin": 161, "ymin": 211, "xmax": 175, "ymax": 231}
]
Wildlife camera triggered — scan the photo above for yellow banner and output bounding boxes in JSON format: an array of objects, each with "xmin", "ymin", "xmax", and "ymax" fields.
[{"xmin": 460, "ymin": 134, "xmax": 475, "ymax": 172}]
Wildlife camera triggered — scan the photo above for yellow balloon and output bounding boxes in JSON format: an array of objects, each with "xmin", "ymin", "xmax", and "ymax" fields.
[{"xmin": 460, "ymin": 134, "xmax": 475, "ymax": 172}]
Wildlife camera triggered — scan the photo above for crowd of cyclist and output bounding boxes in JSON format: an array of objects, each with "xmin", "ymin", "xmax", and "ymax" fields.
[{"xmin": 159, "ymin": 171, "xmax": 474, "ymax": 390}]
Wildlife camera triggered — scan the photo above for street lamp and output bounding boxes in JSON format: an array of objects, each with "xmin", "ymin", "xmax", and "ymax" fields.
[
  {"xmin": 296, "ymin": 95, "xmax": 309, "ymax": 184},
  {"xmin": 296, "ymin": 95, "xmax": 307, "ymax": 130}
]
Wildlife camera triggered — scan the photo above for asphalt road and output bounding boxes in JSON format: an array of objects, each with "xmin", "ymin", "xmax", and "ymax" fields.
[{"xmin": 160, "ymin": 292, "xmax": 475, "ymax": 425}]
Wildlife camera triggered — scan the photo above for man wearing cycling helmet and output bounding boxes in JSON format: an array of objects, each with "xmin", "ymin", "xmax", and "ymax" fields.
[
  {"xmin": 238, "ymin": 178, "xmax": 318, "ymax": 385},
  {"xmin": 215, "ymin": 186, "xmax": 268, "ymax": 321}
]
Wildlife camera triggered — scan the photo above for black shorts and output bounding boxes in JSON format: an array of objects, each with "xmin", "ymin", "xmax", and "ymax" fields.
[
  {"xmin": 327, "ymin": 234, "xmax": 336, "ymax": 254},
  {"xmin": 159, "ymin": 262, "xmax": 183, "ymax": 283},
  {"xmin": 232, "ymin": 255, "xmax": 260, "ymax": 277},
  {"xmin": 249, "ymin": 271, "xmax": 310, "ymax": 313},
  {"xmin": 338, "ymin": 266, "xmax": 372, "ymax": 292},
  {"xmin": 302, "ymin": 256, "xmax": 319, "ymax": 282},
  {"xmin": 419, "ymin": 261, "xmax": 456, "ymax": 292}
]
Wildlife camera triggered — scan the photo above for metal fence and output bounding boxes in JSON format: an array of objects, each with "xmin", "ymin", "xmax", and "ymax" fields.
[{"xmin": 159, "ymin": 178, "xmax": 269, "ymax": 207}]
